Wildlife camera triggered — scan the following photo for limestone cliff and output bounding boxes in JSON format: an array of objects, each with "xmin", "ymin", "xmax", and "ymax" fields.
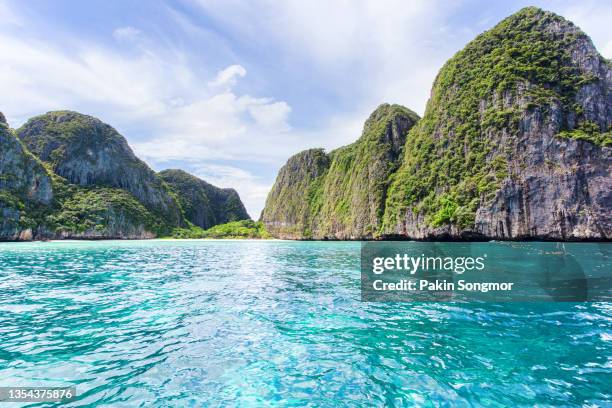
[
  {"xmin": 0, "ymin": 115, "xmax": 53, "ymax": 240},
  {"xmin": 261, "ymin": 104, "xmax": 420, "ymax": 239},
  {"xmin": 383, "ymin": 7, "xmax": 611, "ymax": 240},
  {"xmin": 158, "ymin": 169, "xmax": 249, "ymax": 229},
  {"xmin": 315, "ymin": 105, "xmax": 420, "ymax": 238},
  {"xmin": 261, "ymin": 148, "xmax": 331, "ymax": 239},
  {"xmin": 16, "ymin": 111, "xmax": 185, "ymax": 233}
]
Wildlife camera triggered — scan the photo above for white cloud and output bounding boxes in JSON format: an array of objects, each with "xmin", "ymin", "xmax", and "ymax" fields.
[
  {"xmin": 0, "ymin": 33, "xmax": 192, "ymax": 124},
  {"xmin": 184, "ymin": 0, "xmax": 612, "ymax": 217},
  {"xmin": 133, "ymin": 80, "xmax": 293, "ymax": 164},
  {"xmin": 113, "ymin": 26, "xmax": 141, "ymax": 42},
  {"xmin": 191, "ymin": 0, "xmax": 457, "ymax": 117},
  {"xmin": 245, "ymin": 98, "xmax": 291, "ymax": 131},
  {"xmin": 207, "ymin": 64, "xmax": 246, "ymax": 89}
]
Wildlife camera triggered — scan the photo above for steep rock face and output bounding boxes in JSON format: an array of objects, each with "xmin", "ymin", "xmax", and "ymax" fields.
[
  {"xmin": 382, "ymin": 7, "xmax": 611, "ymax": 240},
  {"xmin": 16, "ymin": 111, "xmax": 184, "ymax": 232},
  {"xmin": 0, "ymin": 118, "xmax": 53, "ymax": 240},
  {"xmin": 158, "ymin": 169, "xmax": 249, "ymax": 229},
  {"xmin": 261, "ymin": 148, "xmax": 330, "ymax": 239},
  {"xmin": 261, "ymin": 104, "xmax": 420, "ymax": 239},
  {"xmin": 315, "ymin": 104, "xmax": 420, "ymax": 238}
]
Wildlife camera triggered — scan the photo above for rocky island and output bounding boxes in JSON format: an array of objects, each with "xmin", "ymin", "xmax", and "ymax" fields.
[
  {"xmin": 0, "ymin": 111, "xmax": 253, "ymax": 240},
  {"xmin": 262, "ymin": 7, "xmax": 611, "ymax": 241}
]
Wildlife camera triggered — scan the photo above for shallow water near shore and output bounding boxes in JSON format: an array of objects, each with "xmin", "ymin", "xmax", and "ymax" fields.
[{"xmin": 0, "ymin": 240, "xmax": 610, "ymax": 406}]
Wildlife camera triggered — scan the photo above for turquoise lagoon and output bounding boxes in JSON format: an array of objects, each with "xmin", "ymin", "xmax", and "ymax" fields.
[{"xmin": 0, "ymin": 240, "xmax": 610, "ymax": 406}]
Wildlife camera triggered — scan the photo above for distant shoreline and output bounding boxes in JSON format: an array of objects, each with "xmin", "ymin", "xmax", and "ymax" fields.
[{"xmin": 1, "ymin": 237, "xmax": 609, "ymax": 244}]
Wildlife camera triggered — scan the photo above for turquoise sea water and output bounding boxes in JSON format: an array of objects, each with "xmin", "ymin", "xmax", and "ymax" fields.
[{"xmin": 0, "ymin": 240, "xmax": 610, "ymax": 407}]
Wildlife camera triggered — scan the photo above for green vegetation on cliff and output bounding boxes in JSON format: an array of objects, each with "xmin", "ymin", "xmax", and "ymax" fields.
[
  {"xmin": 558, "ymin": 121, "xmax": 612, "ymax": 147},
  {"xmin": 0, "ymin": 121, "xmax": 53, "ymax": 238},
  {"xmin": 261, "ymin": 148, "xmax": 330, "ymax": 238},
  {"xmin": 158, "ymin": 169, "xmax": 250, "ymax": 230},
  {"xmin": 169, "ymin": 220, "xmax": 270, "ymax": 239},
  {"xmin": 16, "ymin": 111, "xmax": 185, "ymax": 233},
  {"xmin": 49, "ymin": 187, "xmax": 163, "ymax": 236},
  {"xmin": 316, "ymin": 104, "xmax": 419, "ymax": 238},
  {"xmin": 261, "ymin": 104, "xmax": 420, "ymax": 239},
  {"xmin": 201, "ymin": 220, "xmax": 270, "ymax": 239},
  {"xmin": 16, "ymin": 111, "xmax": 126, "ymax": 165}
]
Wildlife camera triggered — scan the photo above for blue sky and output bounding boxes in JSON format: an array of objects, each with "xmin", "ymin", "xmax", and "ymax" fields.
[{"xmin": 1, "ymin": 0, "xmax": 610, "ymax": 218}]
